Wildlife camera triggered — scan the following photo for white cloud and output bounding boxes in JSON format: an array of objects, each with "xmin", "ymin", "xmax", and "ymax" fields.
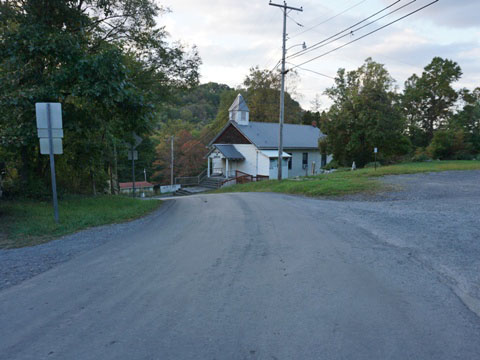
[{"xmin": 158, "ymin": 0, "xmax": 480, "ymax": 108}]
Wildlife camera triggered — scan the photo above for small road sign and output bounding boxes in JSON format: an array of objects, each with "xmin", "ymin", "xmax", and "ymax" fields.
[
  {"xmin": 128, "ymin": 150, "xmax": 138, "ymax": 160},
  {"xmin": 132, "ymin": 132, "xmax": 143, "ymax": 149},
  {"xmin": 36, "ymin": 103, "xmax": 62, "ymax": 129},
  {"xmin": 36, "ymin": 103, "xmax": 63, "ymax": 155},
  {"xmin": 39, "ymin": 138, "xmax": 63, "ymax": 155}
]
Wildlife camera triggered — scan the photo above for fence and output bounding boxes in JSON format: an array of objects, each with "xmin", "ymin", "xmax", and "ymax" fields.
[
  {"xmin": 220, "ymin": 170, "xmax": 269, "ymax": 187},
  {"xmin": 174, "ymin": 168, "xmax": 208, "ymax": 187}
]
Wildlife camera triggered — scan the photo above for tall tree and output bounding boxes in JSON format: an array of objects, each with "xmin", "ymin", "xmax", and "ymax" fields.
[
  {"xmin": 324, "ymin": 58, "xmax": 410, "ymax": 167},
  {"xmin": 450, "ymin": 88, "xmax": 480, "ymax": 153},
  {"xmin": 0, "ymin": 0, "xmax": 200, "ymax": 195},
  {"xmin": 152, "ymin": 127, "xmax": 205, "ymax": 184},
  {"xmin": 243, "ymin": 66, "xmax": 303, "ymax": 124},
  {"xmin": 207, "ymin": 66, "xmax": 304, "ymax": 137},
  {"xmin": 402, "ymin": 57, "xmax": 462, "ymax": 147}
]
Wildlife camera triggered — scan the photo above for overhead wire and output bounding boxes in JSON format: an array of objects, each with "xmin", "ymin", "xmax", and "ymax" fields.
[
  {"xmin": 287, "ymin": 0, "xmax": 407, "ymax": 61},
  {"xmin": 289, "ymin": 0, "xmax": 370, "ymax": 39},
  {"xmin": 290, "ymin": 0, "xmax": 439, "ymax": 70},
  {"xmin": 286, "ymin": 63, "xmax": 336, "ymax": 80},
  {"xmin": 286, "ymin": 14, "xmax": 304, "ymax": 27}
]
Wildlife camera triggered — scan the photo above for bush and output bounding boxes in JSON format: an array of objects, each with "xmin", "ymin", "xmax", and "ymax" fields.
[
  {"xmin": 411, "ymin": 148, "xmax": 431, "ymax": 162},
  {"xmin": 364, "ymin": 162, "xmax": 381, "ymax": 168},
  {"xmin": 427, "ymin": 129, "xmax": 473, "ymax": 160},
  {"xmin": 454, "ymin": 152, "xmax": 474, "ymax": 160},
  {"xmin": 323, "ymin": 159, "xmax": 339, "ymax": 170}
]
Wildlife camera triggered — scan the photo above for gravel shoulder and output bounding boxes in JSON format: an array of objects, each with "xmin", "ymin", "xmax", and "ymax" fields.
[
  {"xmin": 0, "ymin": 201, "xmax": 172, "ymax": 291},
  {"xmin": 333, "ymin": 170, "xmax": 480, "ymax": 315}
]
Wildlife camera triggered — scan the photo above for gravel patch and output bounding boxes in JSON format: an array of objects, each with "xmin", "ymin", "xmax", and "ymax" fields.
[
  {"xmin": 331, "ymin": 170, "xmax": 480, "ymax": 315},
  {"xmin": 0, "ymin": 201, "xmax": 170, "ymax": 291}
]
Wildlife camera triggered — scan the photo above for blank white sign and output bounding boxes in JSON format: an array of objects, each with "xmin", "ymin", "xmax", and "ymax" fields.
[
  {"xmin": 36, "ymin": 103, "xmax": 62, "ymax": 129},
  {"xmin": 128, "ymin": 150, "xmax": 138, "ymax": 160},
  {"xmin": 40, "ymin": 138, "xmax": 63, "ymax": 155}
]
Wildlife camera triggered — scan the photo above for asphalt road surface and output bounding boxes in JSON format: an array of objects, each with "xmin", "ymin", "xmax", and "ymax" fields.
[{"xmin": 1, "ymin": 171, "xmax": 480, "ymax": 360}]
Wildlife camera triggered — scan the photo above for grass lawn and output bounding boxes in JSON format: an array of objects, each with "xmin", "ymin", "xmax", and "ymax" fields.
[
  {"xmin": 216, "ymin": 160, "xmax": 480, "ymax": 198},
  {"xmin": 0, "ymin": 196, "xmax": 162, "ymax": 249}
]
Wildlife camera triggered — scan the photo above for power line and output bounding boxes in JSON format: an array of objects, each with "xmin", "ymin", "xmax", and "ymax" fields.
[
  {"xmin": 287, "ymin": 0, "xmax": 406, "ymax": 61},
  {"xmin": 287, "ymin": 63, "xmax": 336, "ymax": 80},
  {"xmin": 290, "ymin": 0, "xmax": 439, "ymax": 70},
  {"xmin": 286, "ymin": 14, "xmax": 304, "ymax": 27},
  {"xmin": 289, "ymin": 0, "xmax": 369, "ymax": 39},
  {"xmin": 288, "ymin": 0, "xmax": 417, "ymax": 61}
]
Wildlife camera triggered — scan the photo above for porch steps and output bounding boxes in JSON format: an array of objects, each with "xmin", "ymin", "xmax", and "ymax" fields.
[
  {"xmin": 173, "ymin": 186, "xmax": 212, "ymax": 197},
  {"xmin": 173, "ymin": 188, "xmax": 193, "ymax": 196}
]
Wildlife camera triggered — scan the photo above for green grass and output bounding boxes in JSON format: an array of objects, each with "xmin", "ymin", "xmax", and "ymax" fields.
[
  {"xmin": 216, "ymin": 160, "xmax": 480, "ymax": 197},
  {"xmin": 0, "ymin": 196, "xmax": 162, "ymax": 249}
]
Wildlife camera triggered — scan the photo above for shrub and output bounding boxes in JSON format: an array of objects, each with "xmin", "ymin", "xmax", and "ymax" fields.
[
  {"xmin": 323, "ymin": 159, "xmax": 339, "ymax": 170},
  {"xmin": 427, "ymin": 129, "xmax": 473, "ymax": 160},
  {"xmin": 364, "ymin": 162, "xmax": 381, "ymax": 168},
  {"xmin": 412, "ymin": 148, "xmax": 431, "ymax": 162},
  {"xmin": 454, "ymin": 152, "xmax": 474, "ymax": 160}
]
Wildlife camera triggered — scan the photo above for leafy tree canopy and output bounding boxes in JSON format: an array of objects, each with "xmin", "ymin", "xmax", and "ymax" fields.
[
  {"xmin": 324, "ymin": 58, "xmax": 410, "ymax": 167},
  {"xmin": 0, "ymin": 0, "xmax": 200, "ymax": 195},
  {"xmin": 402, "ymin": 57, "xmax": 462, "ymax": 147}
]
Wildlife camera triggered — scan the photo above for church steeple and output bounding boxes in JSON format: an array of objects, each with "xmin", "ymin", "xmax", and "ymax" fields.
[{"xmin": 228, "ymin": 93, "xmax": 249, "ymax": 125}]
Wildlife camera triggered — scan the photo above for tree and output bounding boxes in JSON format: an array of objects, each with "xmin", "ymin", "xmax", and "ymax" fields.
[
  {"xmin": 208, "ymin": 66, "xmax": 304, "ymax": 135},
  {"xmin": 450, "ymin": 88, "xmax": 480, "ymax": 153},
  {"xmin": 152, "ymin": 127, "xmax": 206, "ymax": 184},
  {"xmin": 243, "ymin": 66, "xmax": 303, "ymax": 124},
  {"xmin": 324, "ymin": 58, "xmax": 410, "ymax": 167},
  {"xmin": 0, "ymin": 0, "xmax": 200, "ymax": 195},
  {"xmin": 402, "ymin": 57, "xmax": 462, "ymax": 147},
  {"xmin": 158, "ymin": 82, "xmax": 233, "ymax": 127},
  {"xmin": 427, "ymin": 129, "xmax": 472, "ymax": 160}
]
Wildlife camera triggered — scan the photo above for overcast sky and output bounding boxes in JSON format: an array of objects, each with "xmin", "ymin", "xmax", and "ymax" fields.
[{"xmin": 160, "ymin": 0, "xmax": 480, "ymax": 110}]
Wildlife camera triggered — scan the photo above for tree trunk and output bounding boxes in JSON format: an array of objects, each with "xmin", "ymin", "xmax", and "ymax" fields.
[{"xmin": 20, "ymin": 146, "xmax": 30, "ymax": 185}]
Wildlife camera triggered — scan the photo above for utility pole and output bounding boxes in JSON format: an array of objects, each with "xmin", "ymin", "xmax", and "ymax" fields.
[{"xmin": 269, "ymin": 1, "xmax": 303, "ymax": 180}]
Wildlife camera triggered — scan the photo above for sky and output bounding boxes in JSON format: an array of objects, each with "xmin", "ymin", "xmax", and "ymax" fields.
[{"xmin": 160, "ymin": 0, "xmax": 480, "ymax": 110}]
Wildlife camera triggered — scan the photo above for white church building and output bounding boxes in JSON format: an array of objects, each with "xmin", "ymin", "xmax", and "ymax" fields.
[{"xmin": 207, "ymin": 94, "xmax": 331, "ymax": 180}]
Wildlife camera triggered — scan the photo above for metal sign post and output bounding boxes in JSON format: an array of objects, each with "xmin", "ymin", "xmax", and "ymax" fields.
[
  {"xmin": 36, "ymin": 103, "xmax": 63, "ymax": 223},
  {"xmin": 374, "ymin": 147, "xmax": 378, "ymax": 171},
  {"xmin": 131, "ymin": 144, "xmax": 136, "ymax": 197},
  {"xmin": 47, "ymin": 104, "xmax": 59, "ymax": 222},
  {"xmin": 129, "ymin": 132, "xmax": 142, "ymax": 197}
]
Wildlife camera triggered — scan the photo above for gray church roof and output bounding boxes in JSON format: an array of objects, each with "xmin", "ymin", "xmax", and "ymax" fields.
[
  {"xmin": 213, "ymin": 144, "xmax": 245, "ymax": 160},
  {"xmin": 228, "ymin": 94, "xmax": 249, "ymax": 112},
  {"xmin": 231, "ymin": 121, "xmax": 325, "ymax": 149}
]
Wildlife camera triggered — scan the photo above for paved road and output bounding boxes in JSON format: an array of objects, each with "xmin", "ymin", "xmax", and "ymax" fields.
[{"xmin": 1, "ymin": 172, "xmax": 480, "ymax": 359}]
